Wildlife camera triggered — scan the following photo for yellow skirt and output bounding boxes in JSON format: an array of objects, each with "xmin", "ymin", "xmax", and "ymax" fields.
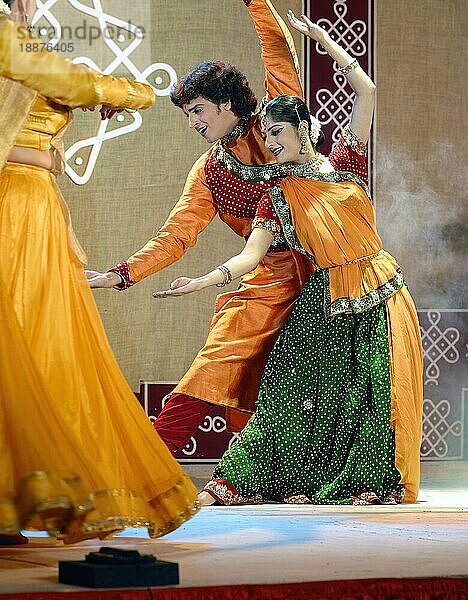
[{"xmin": 0, "ymin": 162, "xmax": 199, "ymax": 542}]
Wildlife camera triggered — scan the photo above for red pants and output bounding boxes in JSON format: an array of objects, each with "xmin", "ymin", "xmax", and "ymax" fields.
[{"xmin": 153, "ymin": 393, "xmax": 215, "ymax": 453}]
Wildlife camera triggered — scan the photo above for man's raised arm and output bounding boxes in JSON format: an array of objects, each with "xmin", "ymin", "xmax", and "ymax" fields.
[{"xmin": 244, "ymin": 0, "xmax": 304, "ymax": 100}]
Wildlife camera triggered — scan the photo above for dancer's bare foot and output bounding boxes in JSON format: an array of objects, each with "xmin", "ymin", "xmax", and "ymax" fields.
[
  {"xmin": 198, "ymin": 491, "xmax": 216, "ymax": 506},
  {"xmin": 0, "ymin": 533, "xmax": 29, "ymax": 545}
]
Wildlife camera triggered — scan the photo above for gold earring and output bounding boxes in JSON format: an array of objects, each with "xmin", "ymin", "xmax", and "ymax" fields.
[{"xmin": 298, "ymin": 121, "xmax": 309, "ymax": 154}]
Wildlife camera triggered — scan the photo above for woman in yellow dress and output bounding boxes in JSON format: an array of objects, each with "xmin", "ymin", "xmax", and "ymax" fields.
[{"xmin": 0, "ymin": 0, "xmax": 198, "ymax": 544}]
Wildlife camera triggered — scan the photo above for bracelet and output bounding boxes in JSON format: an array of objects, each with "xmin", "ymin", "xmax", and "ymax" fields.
[
  {"xmin": 338, "ymin": 59, "xmax": 359, "ymax": 75},
  {"xmin": 215, "ymin": 265, "xmax": 233, "ymax": 287},
  {"xmin": 108, "ymin": 261, "xmax": 135, "ymax": 291}
]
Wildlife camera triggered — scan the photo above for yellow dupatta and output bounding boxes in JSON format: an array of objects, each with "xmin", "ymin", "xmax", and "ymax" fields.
[{"xmin": 0, "ymin": 77, "xmax": 36, "ymax": 171}]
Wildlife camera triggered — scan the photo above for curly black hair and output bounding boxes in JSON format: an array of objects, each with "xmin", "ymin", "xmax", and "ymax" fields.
[
  {"xmin": 264, "ymin": 95, "xmax": 325, "ymax": 148},
  {"xmin": 170, "ymin": 61, "xmax": 257, "ymax": 119}
]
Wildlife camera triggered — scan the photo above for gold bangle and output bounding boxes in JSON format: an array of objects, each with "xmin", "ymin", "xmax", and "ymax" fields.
[
  {"xmin": 215, "ymin": 265, "xmax": 233, "ymax": 287},
  {"xmin": 338, "ymin": 59, "xmax": 359, "ymax": 75}
]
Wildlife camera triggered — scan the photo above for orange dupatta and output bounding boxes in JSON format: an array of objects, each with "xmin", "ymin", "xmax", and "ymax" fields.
[{"xmin": 278, "ymin": 176, "xmax": 403, "ymax": 316}]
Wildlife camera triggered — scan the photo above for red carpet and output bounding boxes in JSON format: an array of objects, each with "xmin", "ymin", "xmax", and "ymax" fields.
[{"xmin": 2, "ymin": 577, "xmax": 467, "ymax": 599}]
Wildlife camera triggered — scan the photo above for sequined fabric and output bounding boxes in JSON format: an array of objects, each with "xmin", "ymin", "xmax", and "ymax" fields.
[
  {"xmin": 341, "ymin": 125, "xmax": 368, "ymax": 156},
  {"xmin": 204, "ymin": 144, "xmax": 289, "ymax": 251},
  {"xmin": 203, "ymin": 479, "xmax": 263, "ymax": 506},
  {"xmin": 330, "ymin": 126, "xmax": 368, "ymax": 179},
  {"xmin": 251, "ymin": 192, "xmax": 287, "ymax": 248},
  {"xmin": 208, "ymin": 270, "xmax": 403, "ymax": 505},
  {"xmin": 109, "ymin": 261, "xmax": 134, "ymax": 290},
  {"xmin": 204, "ymin": 148, "xmax": 279, "ymax": 219},
  {"xmin": 206, "ymin": 129, "xmax": 369, "ymax": 255},
  {"xmin": 211, "ymin": 134, "xmax": 370, "ymax": 196}
]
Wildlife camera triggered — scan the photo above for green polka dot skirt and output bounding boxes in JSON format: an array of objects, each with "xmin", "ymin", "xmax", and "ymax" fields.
[{"xmin": 207, "ymin": 270, "xmax": 403, "ymax": 505}]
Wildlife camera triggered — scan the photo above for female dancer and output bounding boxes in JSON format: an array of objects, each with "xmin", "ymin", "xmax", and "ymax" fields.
[
  {"xmin": 0, "ymin": 0, "xmax": 198, "ymax": 544},
  {"xmin": 154, "ymin": 12, "xmax": 423, "ymax": 505}
]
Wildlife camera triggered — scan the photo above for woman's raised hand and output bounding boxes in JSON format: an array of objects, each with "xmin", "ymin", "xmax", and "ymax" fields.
[
  {"xmin": 287, "ymin": 11, "xmax": 327, "ymax": 44},
  {"xmin": 153, "ymin": 277, "xmax": 205, "ymax": 299}
]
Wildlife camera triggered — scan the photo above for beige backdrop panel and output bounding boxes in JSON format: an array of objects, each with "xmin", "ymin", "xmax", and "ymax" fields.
[
  {"xmin": 60, "ymin": 1, "xmax": 302, "ymax": 389},
  {"xmin": 375, "ymin": 0, "xmax": 467, "ymax": 309}
]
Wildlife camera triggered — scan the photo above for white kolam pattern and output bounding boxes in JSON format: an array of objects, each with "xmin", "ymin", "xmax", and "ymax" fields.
[{"xmin": 33, "ymin": 1, "xmax": 177, "ymax": 184}]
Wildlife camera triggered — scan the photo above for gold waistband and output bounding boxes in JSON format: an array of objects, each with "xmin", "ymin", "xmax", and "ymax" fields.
[{"xmin": 3, "ymin": 161, "xmax": 53, "ymax": 179}]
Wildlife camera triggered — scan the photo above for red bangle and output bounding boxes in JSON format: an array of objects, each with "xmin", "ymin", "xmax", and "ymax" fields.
[{"xmin": 108, "ymin": 261, "xmax": 134, "ymax": 290}]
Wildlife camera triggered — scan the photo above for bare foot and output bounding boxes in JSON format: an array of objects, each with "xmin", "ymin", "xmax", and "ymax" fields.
[{"xmin": 198, "ymin": 491, "xmax": 216, "ymax": 506}]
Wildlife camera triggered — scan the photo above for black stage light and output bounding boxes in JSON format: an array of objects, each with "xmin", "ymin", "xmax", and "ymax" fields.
[{"xmin": 58, "ymin": 546, "xmax": 179, "ymax": 588}]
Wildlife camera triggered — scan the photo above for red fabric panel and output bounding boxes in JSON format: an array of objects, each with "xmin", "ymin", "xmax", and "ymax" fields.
[
  {"xmin": 3, "ymin": 577, "xmax": 467, "ymax": 599},
  {"xmin": 153, "ymin": 393, "xmax": 215, "ymax": 452}
]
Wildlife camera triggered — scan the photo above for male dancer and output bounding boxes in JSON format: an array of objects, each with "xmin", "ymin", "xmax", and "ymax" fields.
[{"xmin": 88, "ymin": 0, "xmax": 313, "ymax": 453}]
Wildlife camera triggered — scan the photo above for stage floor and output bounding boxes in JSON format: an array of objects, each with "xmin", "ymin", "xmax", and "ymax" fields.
[{"xmin": 0, "ymin": 461, "xmax": 467, "ymax": 595}]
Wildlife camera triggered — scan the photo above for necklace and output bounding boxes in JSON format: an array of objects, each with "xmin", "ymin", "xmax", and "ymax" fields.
[
  {"xmin": 286, "ymin": 153, "xmax": 330, "ymax": 177},
  {"xmin": 221, "ymin": 117, "xmax": 250, "ymax": 146}
]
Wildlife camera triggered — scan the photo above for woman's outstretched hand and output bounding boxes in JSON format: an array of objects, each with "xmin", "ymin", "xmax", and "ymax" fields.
[
  {"xmin": 99, "ymin": 106, "xmax": 125, "ymax": 120},
  {"xmin": 153, "ymin": 277, "xmax": 205, "ymax": 298},
  {"xmin": 81, "ymin": 106, "xmax": 124, "ymax": 120},
  {"xmin": 86, "ymin": 270, "xmax": 121, "ymax": 288},
  {"xmin": 287, "ymin": 11, "xmax": 327, "ymax": 44}
]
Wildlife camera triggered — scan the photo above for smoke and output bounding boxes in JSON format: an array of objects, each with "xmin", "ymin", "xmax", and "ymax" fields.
[{"xmin": 374, "ymin": 142, "xmax": 467, "ymax": 309}]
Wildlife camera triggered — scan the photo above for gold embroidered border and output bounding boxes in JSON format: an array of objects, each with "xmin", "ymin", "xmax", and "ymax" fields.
[
  {"xmin": 148, "ymin": 499, "xmax": 201, "ymax": 538},
  {"xmin": 342, "ymin": 126, "xmax": 367, "ymax": 156},
  {"xmin": 212, "ymin": 143, "xmax": 370, "ymax": 197},
  {"xmin": 328, "ymin": 269, "xmax": 405, "ymax": 317},
  {"xmin": 251, "ymin": 216, "xmax": 281, "ymax": 237},
  {"xmin": 1, "ymin": 472, "xmax": 200, "ymax": 541},
  {"xmin": 203, "ymin": 479, "xmax": 263, "ymax": 506}
]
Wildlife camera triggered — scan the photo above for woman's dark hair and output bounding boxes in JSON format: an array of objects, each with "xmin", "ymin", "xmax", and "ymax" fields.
[
  {"xmin": 264, "ymin": 95, "xmax": 325, "ymax": 148},
  {"xmin": 170, "ymin": 61, "xmax": 257, "ymax": 119},
  {"xmin": 4, "ymin": 0, "xmax": 14, "ymax": 5}
]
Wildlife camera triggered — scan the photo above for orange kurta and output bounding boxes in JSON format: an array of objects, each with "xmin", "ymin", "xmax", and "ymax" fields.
[
  {"xmin": 124, "ymin": 0, "xmax": 313, "ymax": 415},
  {"xmin": 273, "ymin": 176, "xmax": 423, "ymax": 502}
]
